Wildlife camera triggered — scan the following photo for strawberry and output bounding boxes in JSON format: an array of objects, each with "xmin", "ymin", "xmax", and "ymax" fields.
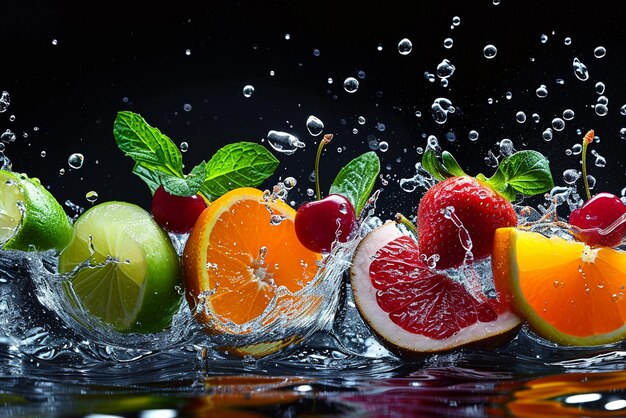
[
  {"xmin": 416, "ymin": 148, "xmax": 554, "ymax": 270},
  {"xmin": 417, "ymin": 176, "xmax": 517, "ymax": 269}
]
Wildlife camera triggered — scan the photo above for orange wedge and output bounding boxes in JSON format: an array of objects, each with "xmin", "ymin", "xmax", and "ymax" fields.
[
  {"xmin": 182, "ymin": 187, "xmax": 323, "ymax": 356},
  {"xmin": 492, "ymin": 227, "xmax": 626, "ymax": 346}
]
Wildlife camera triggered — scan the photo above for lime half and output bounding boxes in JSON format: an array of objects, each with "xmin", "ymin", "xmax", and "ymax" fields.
[
  {"xmin": 0, "ymin": 169, "xmax": 72, "ymax": 252},
  {"xmin": 59, "ymin": 201, "xmax": 182, "ymax": 333}
]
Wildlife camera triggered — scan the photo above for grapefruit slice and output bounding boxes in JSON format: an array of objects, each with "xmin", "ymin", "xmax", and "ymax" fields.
[
  {"xmin": 492, "ymin": 227, "xmax": 626, "ymax": 346},
  {"xmin": 350, "ymin": 221, "xmax": 522, "ymax": 356}
]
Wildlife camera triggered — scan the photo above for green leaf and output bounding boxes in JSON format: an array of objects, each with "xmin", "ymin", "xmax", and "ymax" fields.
[
  {"xmin": 329, "ymin": 151, "xmax": 380, "ymax": 216},
  {"xmin": 441, "ymin": 151, "xmax": 467, "ymax": 177},
  {"xmin": 113, "ymin": 111, "xmax": 184, "ymax": 178},
  {"xmin": 200, "ymin": 142, "xmax": 279, "ymax": 200},
  {"xmin": 421, "ymin": 149, "xmax": 466, "ymax": 180},
  {"xmin": 485, "ymin": 150, "xmax": 554, "ymax": 200},
  {"xmin": 132, "ymin": 163, "xmax": 162, "ymax": 195},
  {"xmin": 162, "ymin": 162, "xmax": 207, "ymax": 197}
]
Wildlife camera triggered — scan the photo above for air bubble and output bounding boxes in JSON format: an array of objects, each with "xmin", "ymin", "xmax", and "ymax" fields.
[
  {"xmin": 564, "ymin": 37, "xmax": 572, "ymax": 45},
  {"xmin": 180, "ymin": 142, "xmax": 189, "ymax": 152},
  {"xmin": 283, "ymin": 177, "xmax": 297, "ymax": 190},
  {"xmin": 436, "ymin": 59, "xmax": 455, "ymax": 79},
  {"xmin": 542, "ymin": 128, "xmax": 553, "ymax": 142},
  {"xmin": 243, "ymin": 85, "xmax": 255, "ymax": 98},
  {"xmin": 358, "ymin": 116, "xmax": 366, "ymax": 125},
  {"xmin": 587, "ymin": 175, "xmax": 596, "ymax": 190},
  {"xmin": 594, "ymin": 46, "xmax": 607, "ymax": 58},
  {"xmin": 592, "ymin": 150, "xmax": 607, "ymax": 167},
  {"xmin": 468, "ymin": 130, "xmax": 479, "ymax": 141},
  {"xmin": 183, "ymin": 103, "xmax": 192, "ymax": 112},
  {"xmin": 595, "ymin": 82, "xmax": 606, "ymax": 95},
  {"xmin": 536, "ymin": 85, "xmax": 548, "ymax": 98},
  {"xmin": 378, "ymin": 141, "xmax": 389, "ymax": 152},
  {"xmin": 532, "ymin": 113, "xmax": 540, "ymax": 123},
  {"xmin": 398, "ymin": 38, "xmax": 413, "ymax": 55},
  {"xmin": 540, "ymin": 34, "xmax": 548, "ymax": 44},
  {"xmin": 306, "ymin": 115, "xmax": 324, "ymax": 136},
  {"xmin": 595, "ymin": 104, "xmax": 608, "ymax": 117},
  {"xmin": 573, "ymin": 58, "xmax": 589, "ymax": 81},
  {"xmin": 313, "ymin": 49, "xmax": 321, "ymax": 57},
  {"xmin": 563, "ymin": 169, "xmax": 580, "ymax": 184},
  {"xmin": 483, "ymin": 44, "xmax": 497, "ymax": 59},
  {"xmin": 343, "ymin": 77, "xmax": 359, "ymax": 93},
  {"xmin": 621, "ymin": 128, "xmax": 626, "ymax": 140},
  {"xmin": 431, "ymin": 98, "xmax": 454, "ymax": 124},
  {"xmin": 0, "ymin": 130, "xmax": 16, "ymax": 143},
  {"xmin": 85, "ymin": 191, "xmax": 99, "ymax": 203},
  {"xmin": 266, "ymin": 130, "xmax": 305, "ymax": 155},
  {"xmin": 444, "ymin": 38, "xmax": 454, "ymax": 49},
  {"xmin": 499, "ymin": 139, "xmax": 515, "ymax": 157},
  {"xmin": 68, "ymin": 153, "xmax": 84, "ymax": 169},
  {"xmin": 572, "ymin": 144, "xmax": 583, "ymax": 154},
  {"xmin": 0, "ymin": 91, "xmax": 10, "ymax": 113},
  {"xmin": 551, "ymin": 118, "xmax": 565, "ymax": 131},
  {"xmin": 515, "ymin": 111, "xmax": 526, "ymax": 123},
  {"xmin": 562, "ymin": 109, "xmax": 575, "ymax": 120}
]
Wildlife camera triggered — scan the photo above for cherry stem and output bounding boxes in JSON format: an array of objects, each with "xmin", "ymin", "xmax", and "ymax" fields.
[
  {"xmin": 395, "ymin": 212, "xmax": 418, "ymax": 237},
  {"xmin": 315, "ymin": 134, "xmax": 333, "ymax": 201},
  {"xmin": 581, "ymin": 129, "xmax": 594, "ymax": 201}
]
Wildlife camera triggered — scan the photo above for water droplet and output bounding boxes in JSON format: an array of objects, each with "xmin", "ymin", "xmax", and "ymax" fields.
[
  {"xmin": 85, "ymin": 191, "xmax": 99, "ymax": 203},
  {"xmin": 505, "ymin": 92, "xmax": 513, "ymax": 100},
  {"xmin": 556, "ymin": 78, "xmax": 565, "ymax": 85},
  {"xmin": 180, "ymin": 142, "xmax": 189, "ymax": 152},
  {"xmin": 563, "ymin": 169, "xmax": 580, "ymax": 184},
  {"xmin": 415, "ymin": 110, "xmax": 422, "ymax": 118},
  {"xmin": 183, "ymin": 103, "xmax": 192, "ymax": 112},
  {"xmin": 532, "ymin": 113, "xmax": 540, "ymax": 123},
  {"xmin": 378, "ymin": 141, "xmax": 389, "ymax": 152},
  {"xmin": 306, "ymin": 188, "xmax": 314, "ymax": 197},
  {"xmin": 358, "ymin": 116, "xmax": 366, "ymax": 125},
  {"xmin": 572, "ymin": 143, "xmax": 583, "ymax": 154},
  {"xmin": 306, "ymin": 115, "xmax": 324, "ymax": 136},
  {"xmin": 313, "ymin": 49, "xmax": 321, "ymax": 57},
  {"xmin": 542, "ymin": 128, "xmax": 553, "ymax": 142},
  {"xmin": 59, "ymin": 168, "xmax": 65, "ymax": 176},
  {"xmin": 444, "ymin": 38, "xmax": 454, "ymax": 49},
  {"xmin": 594, "ymin": 46, "xmax": 607, "ymax": 58},
  {"xmin": 0, "ymin": 91, "xmax": 10, "ymax": 113},
  {"xmin": 445, "ymin": 132, "xmax": 456, "ymax": 142},
  {"xmin": 594, "ymin": 82, "xmax": 606, "ymax": 95},
  {"xmin": 266, "ymin": 130, "xmax": 305, "ymax": 155},
  {"xmin": 424, "ymin": 72, "xmax": 436, "ymax": 82},
  {"xmin": 564, "ymin": 37, "xmax": 572, "ymax": 45},
  {"xmin": 621, "ymin": 128, "xmax": 626, "ymax": 140},
  {"xmin": 469, "ymin": 130, "xmax": 479, "ymax": 141},
  {"xmin": 284, "ymin": 33, "xmax": 291, "ymax": 40},
  {"xmin": 243, "ymin": 85, "xmax": 255, "ymax": 98},
  {"xmin": 431, "ymin": 98, "xmax": 454, "ymax": 124},
  {"xmin": 515, "ymin": 111, "xmax": 527, "ymax": 123},
  {"xmin": 343, "ymin": 77, "xmax": 359, "ymax": 93},
  {"xmin": 398, "ymin": 38, "xmax": 412, "ymax": 55},
  {"xmin": 40, "ymin": 151, "xmax": 46, "ymax": 158},
  {"xmin": 436, "ymin": 59, "xmax": 456, "ymax": 79},
  {"xmin": 357, "ymin": 70, "xmax": 366, "ymax": 79},
  {"xmin": 338, "ymin": 203, "xmax": 348, "ymax": 215},
  {"xmin": 595, "ymin": 104, "xmax": 609, "ymax": 117},
  {"xmin": 452, "ymin": 16, "xmax": 461, "ymax": 26},
  {"xmin": 283, "ymin": 177, "xmax": 297, "ymax": 190},
  {"xmin": 587, "ymin": 175, "xmax": 596, "ymax": 189},
  {"xmin": 327, "ymin": 78, "xmax": 333, "ymax": 84},
  {"xmin": 536, "ymin": 84, "xmax": 548, "ymax": 98},
  {"xmin": 68, "ymin": 153, "xmax": 84, "ymax": 169},
  {"xmin": 592, "ymin": 150, "xmax": 607, "ymax": 168},
  {"xmin": 499, "ymin": 139, "xmax": 515, "ymax": 156},
  {"xmin": 540, "ymin": 34, "xmax": 548, "ymax": 44},
  {"xmin": 51, "ymin": 38, "xmax": 58, "ymax": 46},
  {"xmin": 0, "ymin": 130, "xmax": 16, "ymax": 143},
  {"xmin": 562, "ymin": 109, "xmax": 575, "ymax": 120},
  {"xmin": 552, "ymin": 118, "xmax": 565, "ymax": 131},
  {"xmin": 375, "ymin": 122, "xmax": 386, "ymax": 132},
  {"xmin": 483, "ymin": 44, "xmax": 497, "ymax": 59},
  {"xmin": 270, "ymin": 214, "xmax": 286, "ymax": 225},
  {"xmin": 573, "ymin": 58, "xmax": 589, "ymax": 81},
  {"xmin": 376, "ymin": 43, "xmax": 383, "ymax": 51}
]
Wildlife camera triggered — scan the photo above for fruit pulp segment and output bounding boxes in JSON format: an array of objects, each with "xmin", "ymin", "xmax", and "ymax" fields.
[
  {"xmin": 203, "ymin": 197, "xmax": 320, "ymax": 325},
  {"xmin": 513, "ymin": 231, "xmax": 626, "ymax": 337},
  {"xmin": 370, "ymin": 235, "xmax": 500, "ymax": 340},
  {"xmin": 0, "ymin": 174, "xmax": 22, "ymax": 244}
]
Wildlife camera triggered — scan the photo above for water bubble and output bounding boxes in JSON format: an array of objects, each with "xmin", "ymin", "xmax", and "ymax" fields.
[
  {"xmin": 485, "ymin": 150, "xmax": 499, "ymax": 167},
  {"xmin": 562, "ymin": 109, "xmax": 575, "ymax": 120},
  {"xmin": 376, "ymin": 43, "xmax": 383, "ymax": 51},
  {"xmin": 343, "ymin": 77, "xmax": 359, "ymax": 93},
  {"xmin": 441, "ymin": 79, "xmax": 449, "ymax": 88},
  {"xmin": 183, "ymin": 103, "xmax": 192, "ymax": 112},
  {"xmin": 313, "ymin": 49, "xmax": 321, "ymax": 57},
  {"xmin": 284, "ymin": 33, "xmax": 291, "ymax": 40},
  {"xmin": 180, "ymin": 142, "xmax": 189, "ymax": 152},
  {"xmin": 587, "ymin": 175, "xmax": 596, "ymax": 190},
  {"xmin": 357, "ymin": 70, "xmax": 366, "ymax": 79},
  {"xmin": 431, "ymin": 98, "xmax": 454, "ymax": 124},
  {"xmin": 375, "ymin": 122, "xmax": 386, "ymax": 132},
  {"xmin": 185, "ymin": 48, "xmax": 191, "ymax": 56},
  {"xmin": 266, "ymin": 130, "xmax": 305, "ymax": 155},
  {"xmin": 621, "ymin": 104, "xmax": 626, "ymax": 115},
  {"xmin": 427, "ymin": 135, "xmax": 439, "ymax": 149},
  {"xmin": 621, "ymin": 128, "xmax": 626, "ymax": 140},
  {"xmin": 556, "ymin": 78, "xmax": 565, "ymax": 85},
  {"xmin": 368, "ymin": 137, "xmax": 379, "ymax": 151},
  {"xmin": 415, "ymin": 110, "xmax": 422, "ymax": 118},
  {"xmin": 499, "ymin": 139, "xmax": 515, "ymax": 157},
  {"xmin": 243, "ymin": 85, "xmax": 255, "ymax": 98},
  {"xmin": 468, "ymin": 130, "xmax": 479, "ymax": 141},
  {"xmin": 563, "ymin": 169, "xmax": 580, "ymax": 184},
  {"xmin": 536, "ymin": 84, "xmax": 548, "ymax": 98},
  {"xmin": 483, "ymin": 44, "xmax": 497, "ymax": 59},
  {"xmin": 444, "ymin": 38, "xmax": 454, "ymax": 49},
  {"xmin": 59, "ymin": 168, "xmax": 65, "ymax": 176},
  {"xmin": 436, "ymin": 59, "xmax": 456, "ymax": 79},
  {"xmin": 595, "ymin": 82, "xmax": 606, "ymax": 95},
  {"xmin": 515, "ymin": 111, "xmax": 526, "ymax": 123},
  {"xmin": 9, "ymin": 115, "xmax": 15, "ymax": 122},
  {"xmin": 0, "ymin": 91, "xmax": 10, "ymax": 113},
  {"xmin": 398, "ymin": 38, "xmax": 413, "ymax": 55},
  {"xmin": 540, "ymin": 34, "xmax": 548, "ymax": 44},
  {"xmin": 358, "ymin": 116, "xmax": 366, "ymax": 125},
  {"xmin": 306, "ymin": 188, "xmax": 314, "ymax": 197},
  {"xmin": 552, "ymin": 118, "xmax": 565, "ymax": 131},
  {"xmin": 594, "ymin": 46, "xmax": 607, "ymax": 58},
  {"xmin": 424, "ymin": 72, "xmax": 436, "ymax": 82},
  {"xmin": 542, "ymin": 128, "xmax": 553, "ymax": 141},
  {"xmin": 327, "ymin": 78, "xmax": 333, "ymax": 84},
  {"xmin": 452, "ymin": 16, "xmax": 461, "ymax": 26},
  {"xmin": 399, "ymin": 178, "xmax": 418, "ymax": 193},
  {"xmin": 595, "ymin": 104, "xmax": 608, "ymax": 117},
  {"xmin": 573, "ymin": 58, "xmax": 589, "ymax": 81},
  {"xmin": 591, "ymin": 150, "xmax": 607, "ymax": 168},
  {"xmin": 51, "ymin": 38, "xmax": 58, "ymax": 46},
  {"xmin": 68, "ymin": 153, "xmax": 85, "ymax": 169},
  {"xmin": 505, "ymin": 92, "xmax": 513, "ymax": 100},
  {"xmin": 597, "ymin": 95, "xmax": 609, "ymax": 106},
  {"xmin": 283, "ymin": 177, "xmax": 297, "ymax": 190},
  {"xmin": 564, "ymin": 37, "xmax": 572, "ymax": 45},
  {"xmin": 306, "ymin": 115, "xmax": 324, "ymax": 136},
  {"xmin": 40, "ymin": 151, "xmax": 46, "ymax": 158},
  {"xmin": 571, "ymin": 143, "xmax": 583, "ymax": 154},
  {"xmin": 378, "ymin": 141, "xmax": 389, "ymax": 152},
  {"xmin": 269, "ymin": 70, "xmax": 275, "ymax": 76},
  {"xmin": 0, "ymin": 129, "xmax": 16, "ymax": 143},
  {"xmin": 532, "ymin": 113, "xmax": 541, "ymax": 123},
  {"xmin": 85, "ymin": 191, "xmax": 99, "ymax": 203}
]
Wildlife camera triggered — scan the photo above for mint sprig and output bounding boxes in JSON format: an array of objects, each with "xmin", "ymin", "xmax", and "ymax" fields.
[
  {"xmin": 329, "ymin": 151, "xmax": 380, "ymax": 216},
  {"xmin": 422, "ymin": 148, "xmax": 554, "ymax": 201},
  {"xmin": 114, "ymin": 111, "xmax": 279, "ymax": 199}
]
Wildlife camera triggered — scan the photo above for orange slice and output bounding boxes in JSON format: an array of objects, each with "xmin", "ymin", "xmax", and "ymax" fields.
[
  {"xmin": 182, "ymin": 187, "xmax": 323, "ymax": 356},
  {"xmin": 492, "ymin": 227, "xmax": 626, "ymax": 346}
]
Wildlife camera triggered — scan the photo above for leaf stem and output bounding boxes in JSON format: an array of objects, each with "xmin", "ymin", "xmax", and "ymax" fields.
[
  {"xmin": 395, "ymin": 212, "xmax": 418, "ymax": 237},
  {"xmin": 581, "ymin": 129, "xmax": 594, "ymax": 201},
  {"xmin": 315, "ymin": 134, "xmax": 333, "ymax": 200}
]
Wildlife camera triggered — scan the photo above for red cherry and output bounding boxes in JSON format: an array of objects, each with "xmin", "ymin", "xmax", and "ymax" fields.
[
  {"xmin": 151, "ymin": 185, "xmax": 207, "ymax": 234},
  {"xmin": 295, "ymin": 194, "xmax": 356, "ymax": 253},
  {"xmin": 569, "ymin": 192, "xmax": 626, "ymax": 247}
]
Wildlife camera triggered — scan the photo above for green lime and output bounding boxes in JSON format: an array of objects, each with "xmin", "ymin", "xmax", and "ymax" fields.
[
  {"xmin": 0, "ymin": 169, "xmax": 72, "ymax": 252},
  {"xmin": 58, "ymin": 201, "xmax": 182, "ymax": 333}
]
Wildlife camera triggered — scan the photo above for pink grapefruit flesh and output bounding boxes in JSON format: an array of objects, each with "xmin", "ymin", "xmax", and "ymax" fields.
[{"xmin": 350, "ymin": 221, "xmax": 522, "ymax": 355}]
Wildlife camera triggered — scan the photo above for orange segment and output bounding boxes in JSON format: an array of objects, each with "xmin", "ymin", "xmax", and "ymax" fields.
[
  {"xmin": 182, "ymin": 187, "xmax": 322, "ymax": 345},
  {"xmin": 492, "ymin": 227, "xmax": 626, "ymax": 346}
]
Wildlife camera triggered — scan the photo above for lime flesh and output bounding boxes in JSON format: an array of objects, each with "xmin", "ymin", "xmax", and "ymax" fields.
[
  {"xmin": 59, "ymin": 201, "xmax": 182, "ymax": 333},
  {"xmin": 0, "ymin": 170, "xmax": 72, "ymax": 252}
]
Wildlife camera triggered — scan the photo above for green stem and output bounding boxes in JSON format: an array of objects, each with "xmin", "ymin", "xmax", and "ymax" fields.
[
  {"xmin": 314, "ymin": 134, "xmax": 333, "ymax": 200},
  {"xmin": 395, "ymin": 212, "xmax": 418, "ymax": 237},
  {"xmin": 581, "ymin": 129, "xmax": 594, "ymax": 201}
]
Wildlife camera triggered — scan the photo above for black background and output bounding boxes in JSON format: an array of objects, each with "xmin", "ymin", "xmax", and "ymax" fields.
[{"xmin": 1, "ymin": 1, "xmax": 625, "ymax": 219}]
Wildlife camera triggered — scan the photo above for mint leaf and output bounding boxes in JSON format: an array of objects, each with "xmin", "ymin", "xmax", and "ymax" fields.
[
  {"xmin": 132, "ymin": 163, "xmax": 162, "ymax": 195},
  {"xmin": 200, "ymin": 142, "xmax": 279, "ymax": 200},
  {"xmin": 421, "ymin": 149, "xmax": 466, "ymax": 180},
  {"xmin": 329, "ymin": 151, "xmax": 380, "ymax": 216},
  {"xmin": 485, "ymin": 150, "xmax": 554, "ymax": 200},
  {"xmin": 162, "ymin": 162, "xmax": 207, "ymax": 197},
  {"xmin": 114, "ymin": 111, "xmax": 184, "ymax": 178}
]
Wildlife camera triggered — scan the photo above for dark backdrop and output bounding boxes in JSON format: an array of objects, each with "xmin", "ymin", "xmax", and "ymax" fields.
[{"xmin": 1, "ymin": 1, "xmax": 624, "ymax": 219}]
